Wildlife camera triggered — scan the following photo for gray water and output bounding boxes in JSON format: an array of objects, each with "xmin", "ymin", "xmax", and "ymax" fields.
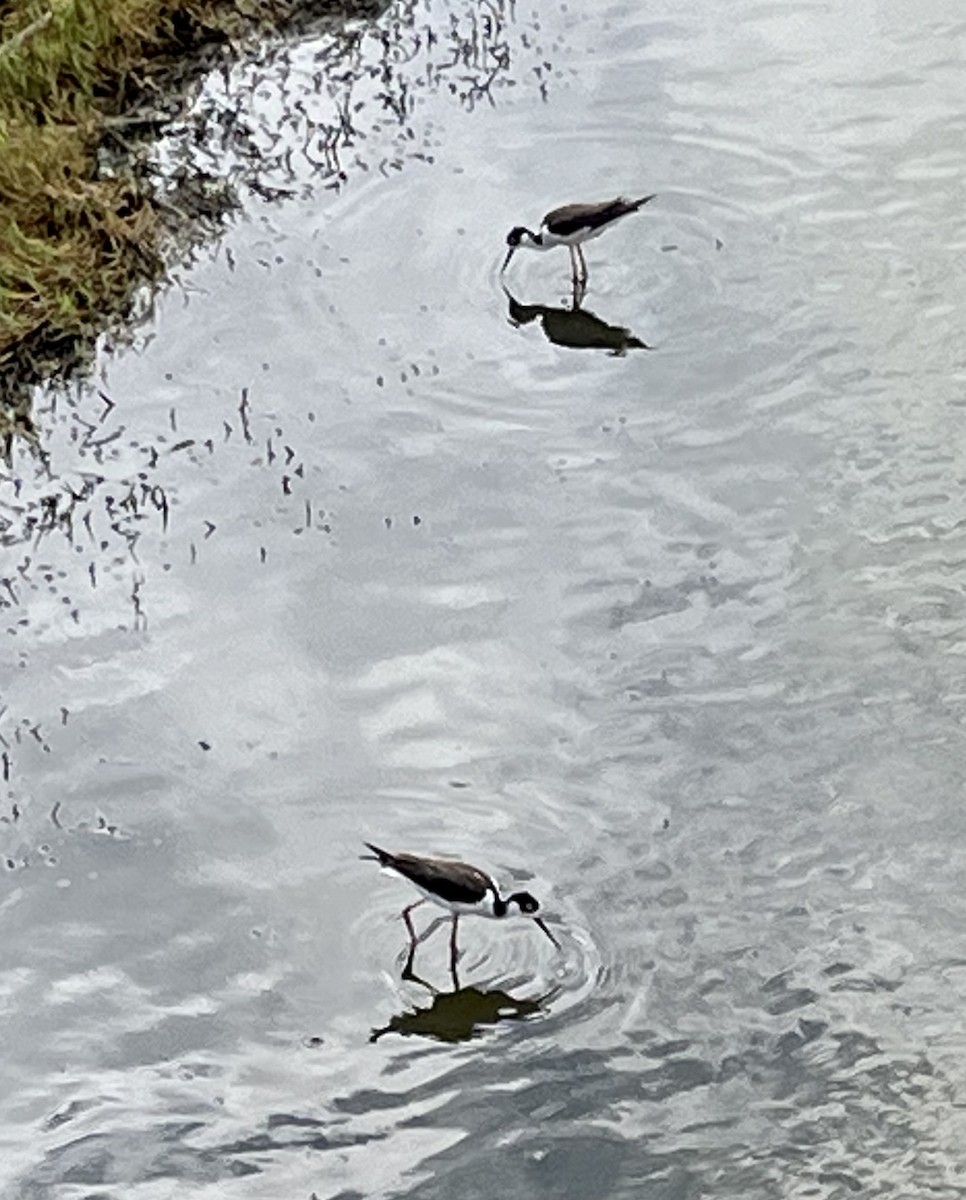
[{"xmin": 4, "ymin": 0, "xmax": 966, "ymax": 1196}]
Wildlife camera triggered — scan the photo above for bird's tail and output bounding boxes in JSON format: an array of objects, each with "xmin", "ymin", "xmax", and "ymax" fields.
[
  {"xmin": 633, "ymin": 194, "xmax": 656, "ymax": 210},
  {"xmin": 360, "ymin": 841, "xmax": 392, "ymax": 863}
]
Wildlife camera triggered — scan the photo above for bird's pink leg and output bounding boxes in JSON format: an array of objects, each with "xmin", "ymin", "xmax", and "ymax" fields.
[{"xmin": 401, "ymin": 899, "xmax": 427, "ymax": 942}]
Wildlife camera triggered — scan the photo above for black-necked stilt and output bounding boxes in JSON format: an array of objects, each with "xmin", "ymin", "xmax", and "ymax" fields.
[
  {"xmin": 362, "ymin": 842, "xmax": 559, "ymax": 980},
  {"xmin": 502, "ymin": 196, "xmax": 655, "ymax": 293}
]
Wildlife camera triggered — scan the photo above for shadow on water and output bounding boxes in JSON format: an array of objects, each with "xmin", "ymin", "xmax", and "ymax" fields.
[
  {"xmin": 370, "ymin": 974, "xmax": 555, "ymax": 1044},
  {"xmin": 502, "ymin": 286, "xmax": 650, "ymax": 356}
]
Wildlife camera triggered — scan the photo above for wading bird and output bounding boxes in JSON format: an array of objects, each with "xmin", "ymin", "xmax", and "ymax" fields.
[
  {"xmin": 502, "ymin": 195, "xmax": 655, "ymax": 294},
  {"xmin": 362, "ymin": 842, "xmax": 559, "ymax": 981}
]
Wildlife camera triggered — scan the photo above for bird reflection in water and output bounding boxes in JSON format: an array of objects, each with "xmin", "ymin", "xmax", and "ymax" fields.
[
  {"xmin": 503, "ymin": 285, "xmax": 650, "ymax": 356},
  {"xmin": 370, "ymin": 959, "xmax": 556, "ymax": 1044}
]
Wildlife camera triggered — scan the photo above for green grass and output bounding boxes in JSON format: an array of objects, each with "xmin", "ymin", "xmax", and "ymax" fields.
[
  {"xmin": 0, "ymin": 0, "xmax": 331, "ymax": 448},
  {"xmin": 0, "ymin": 1, "xmax": 232, "ymax": 349}
]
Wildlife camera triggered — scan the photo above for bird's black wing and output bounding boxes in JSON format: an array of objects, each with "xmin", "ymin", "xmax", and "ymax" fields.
[
  {"xmin": 545, "ymin": 196, "xmax": 652, "ymax": 237},
  {"xmin": 364, "ymin": 844, "xmax": 494, "ymax": 904}
]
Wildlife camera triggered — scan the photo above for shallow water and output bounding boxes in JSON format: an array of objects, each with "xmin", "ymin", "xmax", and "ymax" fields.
[{"xmin": 4, "ymin": 0, "xmax": 966, "ymax": 1196}]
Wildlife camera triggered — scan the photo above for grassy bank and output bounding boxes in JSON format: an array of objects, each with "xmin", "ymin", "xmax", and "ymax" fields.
[{"xmin": 0, "ymin": 0, "xmax": 360, "ymax": 449}]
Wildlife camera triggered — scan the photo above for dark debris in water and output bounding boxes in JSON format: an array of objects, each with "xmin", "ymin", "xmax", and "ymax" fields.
[
  {"xmin": 1, "ymin": 371, "xmax": 349, "ymax": 785},
  {"xmin": 0, "ymin": 0, "xmax": 567, "ymax": 792}
]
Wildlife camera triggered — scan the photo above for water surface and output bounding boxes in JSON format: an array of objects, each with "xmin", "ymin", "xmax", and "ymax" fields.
[{"xmin": 4, "ymin": 0, "xmax": 966, "ymax": 1196}]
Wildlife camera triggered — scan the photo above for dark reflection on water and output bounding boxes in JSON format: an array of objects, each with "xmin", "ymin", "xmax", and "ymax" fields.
[
  {"xmin": 503, "ymin": 286, "xmax": 651, "ymax": 355},
  {"xmin": 370, "ymin": 982, "xmax": 550, "ymax": 1043}
]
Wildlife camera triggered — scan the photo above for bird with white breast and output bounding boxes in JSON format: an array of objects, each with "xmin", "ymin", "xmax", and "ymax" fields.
[
  {"xmin": 501, "ymin": 195, "xmax": 656, "ymax": 294},
  {"xmin": 362, "ymin": 842, "xmax": 559, "ymax": 982}
]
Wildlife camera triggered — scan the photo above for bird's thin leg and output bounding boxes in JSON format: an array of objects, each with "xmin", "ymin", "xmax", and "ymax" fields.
[
  {"xmin": 576, "ymin": 244, "xmax": 589, "ymax": 284},
  {"xmin": 449, "ymin": 915, "xmax": 461, "ymax": 988},
  {"xmin": 568, "ymin": 244, "xmax": 580, "ymax": 285},
  {"xmin": 402, "ymin": 938, "xmax": 416, "ymax": 979},
  {"xmin": 401, "ymin": 950, "xmax": 439, "ymax": 993},
  {"xmin": 401, "ymin": 899, "xmax": 427, "ymax": 943},
  {"xmin": 400, "ymin": 900, "xmax": 430, "ymax": 982}
]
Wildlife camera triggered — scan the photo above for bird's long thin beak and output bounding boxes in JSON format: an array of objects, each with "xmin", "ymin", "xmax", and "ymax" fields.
[
  {"xmin": 501, "ymin": 245, "xmax": 516, "ymax": 274},
  {"xmin": 534, "ymin": 916, "xmax": 560, "ymax": 949}
]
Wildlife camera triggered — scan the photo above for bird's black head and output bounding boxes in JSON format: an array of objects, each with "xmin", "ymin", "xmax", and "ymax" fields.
[
  {"xmin": 501, "ymin": 227, "xmax": 533, "ymax": 273},
  {"xmin": 497, "ymin": 890, "xmax": 559, "ymax": 946},
  {"xmin": 509, "ymin": 890, "xmax": 540, "ymax": 914}
]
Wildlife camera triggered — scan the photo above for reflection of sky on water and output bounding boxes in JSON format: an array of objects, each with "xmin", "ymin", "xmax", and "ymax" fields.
[{"xmin": 4, "ymin": 0, "xmax": 966, "ymax": 1195}]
